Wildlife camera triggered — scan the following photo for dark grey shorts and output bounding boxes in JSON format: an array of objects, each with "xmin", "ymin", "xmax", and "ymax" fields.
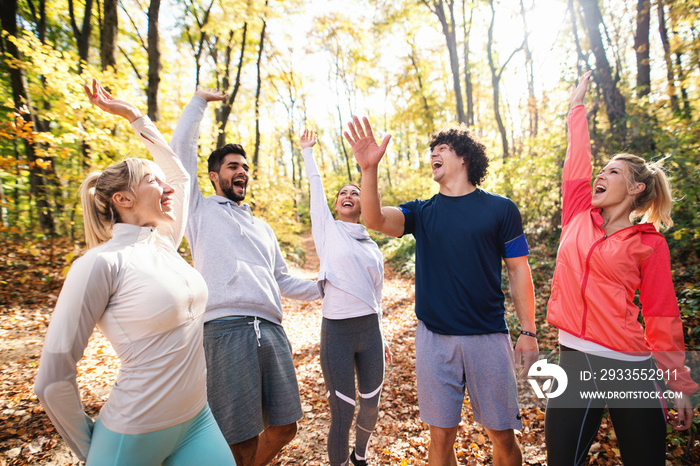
[
  {"xmin": 415, "ymin": 320, "xmax": 523, "ymax": 431},
  {"xmin": 203, "ymin": 317, "xmax": 303, "ymax": 444}
]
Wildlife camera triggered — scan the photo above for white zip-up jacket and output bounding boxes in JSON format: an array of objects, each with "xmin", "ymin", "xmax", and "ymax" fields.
[
  {"xmin": 302, "ymin": 147, "xmax": 383, "ymax": 318},
  {"xmin": 34, "ymin": 116, "xmax": 208, "ymax": 461}
]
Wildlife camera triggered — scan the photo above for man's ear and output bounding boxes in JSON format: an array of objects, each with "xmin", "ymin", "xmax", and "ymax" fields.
[
  {"xmin": 112, "ymin": 191, "xmax": 134, "ymax": 209},
  {"xmin": 208, "ymin": 171, "xmax": 219, "ymax": 186}
]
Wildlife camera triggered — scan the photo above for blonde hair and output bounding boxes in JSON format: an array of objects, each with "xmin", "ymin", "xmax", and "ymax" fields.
[
  {"xmin": 79, "ymin": 158, "xmax": 159, "ymax": 248},
  {"xmin": 611, "ymin": 153, "xmax": 673, "ymax": 231}
]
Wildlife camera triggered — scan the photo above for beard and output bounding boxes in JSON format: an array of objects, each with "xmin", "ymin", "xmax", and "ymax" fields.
[{"xmin": 220, "ymin": 177, "xmax": 247, "ymax": 203}]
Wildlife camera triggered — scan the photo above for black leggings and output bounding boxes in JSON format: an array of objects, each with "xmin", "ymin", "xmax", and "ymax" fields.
[
  {"xmin": 320, "ymin": 314, "xmax": 385, "ymax": 466},
  {"xmin": 545, "ymin": 346, "xmax": 667, "ymax": 466}
]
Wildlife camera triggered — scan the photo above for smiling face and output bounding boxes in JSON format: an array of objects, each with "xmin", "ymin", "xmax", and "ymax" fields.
[
  {"xmin": 430, "ymin": 143, "xmax": 466, "ymax": 185},
  {"xmin": 210, "ymin": 153, "xmax": 250, "ymax": 204},
  {"xmin": 334, "ymin": 184, "xmax": 361, "ymax": 223},
  {"xmin": 591, "ymin": 160, "xmax": 642, "ymax": 210},
  {"xmin": 129, "ymin": 165, "xmax": 175, "ymax": 227}
]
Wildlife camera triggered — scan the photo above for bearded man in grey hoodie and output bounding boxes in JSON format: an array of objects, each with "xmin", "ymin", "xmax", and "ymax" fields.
[{"xmin": 170, "ymin": 87, "xmax": 320, "ymax": 466}]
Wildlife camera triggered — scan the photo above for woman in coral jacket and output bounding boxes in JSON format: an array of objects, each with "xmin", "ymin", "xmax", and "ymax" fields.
[
  {"xmin": 545, "ymin": 71, "xmax": 697, "ymax": 465},
  {"xmin": 34, "ymin": 81, "xmax": 234, "ymax": 465}
]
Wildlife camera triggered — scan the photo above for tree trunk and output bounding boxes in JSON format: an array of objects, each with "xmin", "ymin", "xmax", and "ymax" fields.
[
  {"xmin": 666, "ymin": 6, "xmax": 692, "ymax": 118},
  {"xmin": 147, "ymin": 0, "xmax": 162, "ymax": 121},
  {"xmin": 487, "ymin": 0, "xmax": 522, "ymax": 159},
  {"xmin": 462, "ymin": 0, "xmax": 474, "ymax": 127},
  {"xmin": 656, "ymin": 0, "xmax": 679, "ymax": 114},
  {"xmin": 407, "ymin": 40, "xmax": 434, "ymax": 132},
  {"xmin": 215, "ymin": 24, "xmax": 248, "ymax": 148},
  {"xmin": 634, "ymin": 0, "xmax": 651, "ymax": 97},
  {"xmin": 101, "ymin": 0, "xmax": 118, "ymax": 70},
  {"xmin": 1, "ymin": 0, "xmax": 55, "ymax": 235},
  {"xmin": 253, "ymin": 6, "xmax": 268, "ymax": 180},
  {"xmin": 183, "ymin": 0, "xmax": 215, "ymax": 87},
  {"xmin": 68, "ymin": 0, "xmax": 94, "ymax": 73},
  {"xmin": 335, "ymin": 89, "xmax": 352, "ymax": 182},
  {"xmin": 423, "ymin": 0, "xmax": 465, "ymax": 123},
  {"xmin": 578, "ymin": 0, "xmax": 627, "ymax": 147},
  {"xmin": 519, "ymin": 0, "xmax": 538, "ymax": 138}
]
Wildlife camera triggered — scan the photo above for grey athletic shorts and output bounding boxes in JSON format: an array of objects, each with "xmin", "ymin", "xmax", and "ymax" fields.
[
  {"xmin": 203, "ymin": 317, "xmax": 303, "ymax": 444},
  {"xmin": 415, "ymin": 320, "xmax": 523, "ymax": 431}
]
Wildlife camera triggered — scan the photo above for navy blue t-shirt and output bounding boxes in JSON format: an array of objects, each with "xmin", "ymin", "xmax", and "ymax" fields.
[{"xmin": 400, "ymin": 189, "xmax": 529, "ymax": 335}]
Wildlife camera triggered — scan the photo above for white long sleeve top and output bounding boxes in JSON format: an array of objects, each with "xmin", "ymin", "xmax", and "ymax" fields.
[
  {"xmin": 34, "ymin": 116, "xmax": 209, "ymax": 461},
  {"xmin": 302, "ymin": 147, "xmax": 384, "ymax": 319},
  {"xmin": 170, "ymin": 97, "xmax": 319, "ymax": 324}
]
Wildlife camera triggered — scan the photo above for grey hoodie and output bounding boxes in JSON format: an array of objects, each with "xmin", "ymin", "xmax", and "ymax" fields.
[{"xmin": 171, "ymin": 97, "xmax": 319, "ymax": 324}]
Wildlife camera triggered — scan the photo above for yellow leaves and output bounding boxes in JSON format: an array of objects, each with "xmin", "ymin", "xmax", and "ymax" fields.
[{"xmin": 34, "ymin": 159, "xmax": 52, "ymax": 170}]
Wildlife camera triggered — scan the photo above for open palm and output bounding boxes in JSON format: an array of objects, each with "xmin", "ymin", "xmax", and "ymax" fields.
[
  {"xmin": 343, "ymin": 116, "xmax": 391, "ymax": 171},
  {"xmin": 570, "ymin": 71, "xmax": 592, "ymax": 109},
  {"xmin": 84, "ymin": 79, "xmax": 141, "ymax": 122}
]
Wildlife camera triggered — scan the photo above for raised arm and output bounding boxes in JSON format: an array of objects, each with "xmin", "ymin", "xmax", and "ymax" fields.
[
  {"xmin": 343, "ymin": 116, "xmax": 404, "ymax": 237},
  {"xmin": 562, "ymin": 71, "xmax": 594, "ymax": 227},
  {"xmin": 170, "ymin": 87, "xmax": 228, "ymax": 209},
  {"xmin": 300, "ymin": 129, "xmax": 334, "ymax": 248},
  {"xmin": 84, "ymin": 79, "xmax": 191, "ymax": 247}
]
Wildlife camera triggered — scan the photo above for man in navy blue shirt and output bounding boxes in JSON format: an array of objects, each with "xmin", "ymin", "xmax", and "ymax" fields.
[{"xmin": 344, "ymin": 117, "xmax": 538, "ymax": 466}]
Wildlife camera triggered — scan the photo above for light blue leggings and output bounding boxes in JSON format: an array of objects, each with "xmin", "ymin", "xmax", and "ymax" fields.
[{"xmin": 86, "ymin": 404, "xmax": 235, "ymax": 466}]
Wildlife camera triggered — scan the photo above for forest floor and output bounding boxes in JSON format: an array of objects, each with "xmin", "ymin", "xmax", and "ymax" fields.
[{"xmin": 1, "ymin": 235, "xmax": 698, "ymax": 465}]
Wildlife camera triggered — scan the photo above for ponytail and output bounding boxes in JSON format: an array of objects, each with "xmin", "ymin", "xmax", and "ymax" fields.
[
  {"xmin": 79, "ymin": 158, "xmax": 157, "ymax": 248},
  {"xmin": 611, "ymin": 153, "xmax": 673, "ymax": 231}
]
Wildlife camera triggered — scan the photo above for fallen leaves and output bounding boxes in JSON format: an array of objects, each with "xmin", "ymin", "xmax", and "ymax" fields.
[{"xmin": 1, "ymin": 236, "xmax": 699, "ymax": 464}]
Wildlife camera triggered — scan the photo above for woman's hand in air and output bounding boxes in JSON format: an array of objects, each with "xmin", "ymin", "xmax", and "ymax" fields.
[
  {"xmin": 84, "ymin": 79, "xmax": 142, "ymax": 123},
  {"xmin": 570, "ymin": 70, "xmax": 592, "ymax": 109},
  {"xmin": 300, "ymin": 128, "xmax": 317, "ymax": 150}
]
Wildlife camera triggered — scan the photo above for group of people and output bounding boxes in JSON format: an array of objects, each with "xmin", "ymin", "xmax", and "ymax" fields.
[{"xmin": 33, "ymin": 70, "xmax": 696, "ymax": 466}]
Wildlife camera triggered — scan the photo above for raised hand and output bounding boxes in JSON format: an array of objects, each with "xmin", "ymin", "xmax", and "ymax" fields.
[
  {"xmin": 194, "ymin": 86, "xmax": 228, "ymax": 103},
  {"xmin": 300, "ymin": 128, "xmax": 317, "ymax": 150},
  {"xmin": 343, "ymin": 116, "xmax": 391, "ymax": 171},
  {"xmin": 570, "ymin": 70, "xmax": 592, "ymax": 109},
  {"xmin": 84, "ymin": 79, "xmax": 142, "ymax": 123}
]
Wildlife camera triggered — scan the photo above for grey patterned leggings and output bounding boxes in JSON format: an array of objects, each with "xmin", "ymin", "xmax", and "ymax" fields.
[{"xmin": 320, "ymin": 313, "xmax": 385, "ymax": 466}]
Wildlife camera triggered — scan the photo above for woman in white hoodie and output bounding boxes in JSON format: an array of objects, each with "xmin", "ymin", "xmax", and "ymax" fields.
[
  {"xmin": 300, "ymin": 129, "xmax": 391, "ymax": 466},
  {"xmin": 34, "ymin": 81, "xmax": 234, "ymax": 465}
]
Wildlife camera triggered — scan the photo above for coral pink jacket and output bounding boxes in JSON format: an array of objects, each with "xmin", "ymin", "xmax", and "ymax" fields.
[{"xmin": 547, "ymin": 105, "xmax": 697, "ymax": 394}]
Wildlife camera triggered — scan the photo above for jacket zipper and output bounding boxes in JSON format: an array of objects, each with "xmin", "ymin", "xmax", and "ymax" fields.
[
  {"xmin": 579, "ymin": 234, "xmax": 607, "ymax": 339},
  {"xmin": 578, "ymin": 224, "xmax": 638, "ymax": 338}
]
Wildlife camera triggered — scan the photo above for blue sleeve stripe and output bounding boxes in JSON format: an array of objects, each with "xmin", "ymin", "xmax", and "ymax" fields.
[
  {"xmin": 504, "ymin": 234, "xmax": 529, "ymax": 257},
  {"xmin": 399, "ymin": 206, "xmax": 410, "ymax": 214}
]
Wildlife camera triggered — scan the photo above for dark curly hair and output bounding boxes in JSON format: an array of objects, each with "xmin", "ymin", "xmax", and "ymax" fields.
[{"xmin": 429, "ymin": 125, "xmax": 489, "ymax": 186}]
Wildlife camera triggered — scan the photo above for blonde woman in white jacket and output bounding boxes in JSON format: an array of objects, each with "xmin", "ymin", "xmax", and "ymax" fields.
[
  {"xmin": 34, "ymin": 81, "xmax": 234, "ymax": 465},
  {"xmin": 300, "ymin": 129, "xmax": 391, "ymax": 466}
]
